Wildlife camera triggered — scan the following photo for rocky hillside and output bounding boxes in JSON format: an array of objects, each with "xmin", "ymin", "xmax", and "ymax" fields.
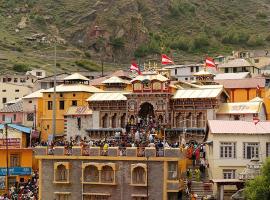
[{"xmin": 1, "ymin": 0, "xmax": 270, "ymax": 73}]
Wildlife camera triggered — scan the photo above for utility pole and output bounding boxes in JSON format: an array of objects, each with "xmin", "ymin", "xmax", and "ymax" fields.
[
  {"xmin": 52, "ymin": 43, "xmax": 57, "ymax": 141},
  {"xmin": 5, "ymin": 123, "xmax": 9, "ymax": 192}
]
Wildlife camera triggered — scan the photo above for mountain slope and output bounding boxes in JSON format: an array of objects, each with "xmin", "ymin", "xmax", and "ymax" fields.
[{"xmin": 0, "ymin": 0, "xmax": 270, "ymax": 73}]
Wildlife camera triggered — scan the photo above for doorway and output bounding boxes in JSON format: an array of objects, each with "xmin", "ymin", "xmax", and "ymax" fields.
[{"xmin": 138, "ymin": 102, "xmax": 154, "ymax": 119}]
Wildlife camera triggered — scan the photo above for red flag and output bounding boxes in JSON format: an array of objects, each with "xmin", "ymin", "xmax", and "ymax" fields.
[
  {"xmin": 205, "ymin": 57, "xmax": 217, "ymax": 69},
  {"xmin": 130, "ymin": 61, "xmax": 141, "ymax": 75},
  {"xmin": 253, "ymin": 117, "xmax": 260, "ymax": 125},
  {"xmin": 161, "ymin": 54, "xmax": 174, "ymax": 65}
]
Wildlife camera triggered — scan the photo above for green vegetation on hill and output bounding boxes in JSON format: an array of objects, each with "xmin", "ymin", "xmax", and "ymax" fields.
[{"xmin": 1, "ymin": 0, "xmax": 270, "ymax": 73}]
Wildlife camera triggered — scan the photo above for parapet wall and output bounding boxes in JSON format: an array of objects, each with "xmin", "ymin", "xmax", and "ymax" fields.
[{"xmin": 34, "ymin": 146, "xmax": 186, "ymax": 159}]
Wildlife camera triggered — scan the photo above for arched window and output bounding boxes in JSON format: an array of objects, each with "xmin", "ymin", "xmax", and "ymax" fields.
[
  {"xmin": 84, "ymin": 165, "xmax": 99, "ymax": 182},
  {"xmin": 102, "ymin": 114, "xmax": 109, "ymax": 128},
  {"xmin": 55, "ymin": 164, "xmax": 67, "ymax": 182},
  {"xmin": 101, "ymin": 166, "xmax": 114, "ymax": 183},
  {"xmin": 197, "ymin": 112, "xmax": 203, "ymax": 128},
  {"xmin": 132, "ymin": 166, "xmax": 146, "ymax": 185},
  {"xmin": 111, "ymin": 113, "xmax": 117, "ymax": 128},
  {"xmin": 186, "ymin": 113, "xmax": 192, "ymax": 128}
]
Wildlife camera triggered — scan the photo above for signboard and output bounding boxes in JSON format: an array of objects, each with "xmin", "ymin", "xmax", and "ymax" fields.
[
  {"xmin": 0, "ymin": 167, "xmax": 32, "ymax": 176},
  {"xmin": 0, "ymin": 176, "xmax": 5, "ymax": 189},
  {"xmin": 0, "ymin": 138, "xmax": 20, "ymax": 148}
]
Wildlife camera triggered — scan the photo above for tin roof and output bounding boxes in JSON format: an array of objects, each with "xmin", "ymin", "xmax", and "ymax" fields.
[
  {"xmin": 216, "ymin": 78, "xmax": 265, "ymax": 89},
  {"xmin": 0, "ymin": 100, "xmax": 23, "ymax": 113},
  {"xmin": 65, "ymin": 106, "xmax": 92, "ymax": 116},
  {"xmin": 22, "ymin": 89, "xmax": 44, "ymax": 99},
  {"xmin": 63, "ymin": 73, "xmax": 89, "ymax": 81},
  {"xmin": 173, "ymin": 87, "xmax": 223, "ymax": 99},
  {"xmin": 131, "ymin": 74, "xmax": 168, "ymax": 82},
  {"xmin": 43, "ymin": 84, "xmax": 102, "ymax": 93},
  {"xmin": 218, "ymin": 59, "xmax": 253, "ymax": 68},
  {"xmin": 214, "ymin": 72, "xmax": 250, "ymax": 80},
  {"xmin": 217, "ymin": 101, "xmax": 262, "ymax": 114},
  {"xmin": 102, "ymin": 76, "xmax": 130, "ymax": 84},
  {"xmin": 208, "ymin": 120, "xmax": 270, "ymax": 134},
  {"xmin": 87, "ymin": 92, "xmax": 127, "ymax": 101},
  {"xmin": 0, "ymin": 124, "xmax": 31, "ymax": 134}
]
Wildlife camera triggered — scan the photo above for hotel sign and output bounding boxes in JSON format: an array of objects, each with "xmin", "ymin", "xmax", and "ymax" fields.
[
  {"xmin": 0, "ymin": 167, "xmax": 32, "ymax": 176},
  {"xmin": 0, "ymin": 138, "xmax": 21, "ymax": 148}
]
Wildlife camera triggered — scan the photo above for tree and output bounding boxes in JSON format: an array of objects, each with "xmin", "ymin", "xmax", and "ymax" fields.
[{"xmin": 244, "ymin": 158, "xmax": 270, "ymax": 200}]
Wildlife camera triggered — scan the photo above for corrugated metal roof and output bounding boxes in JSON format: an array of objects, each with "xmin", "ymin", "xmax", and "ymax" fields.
[
  {"xmin": 214, "ymin": 72, "xmax": 250, "ymax": 80},
  {"xmin": 63, "ymin": 73, "xmax": 89, "ymax": 81},
  {"xmin": 87, "ymin": 92, "xmax": 127, "ymax": 101},
  {"xmin": 217, "ymin": 102, "xmax": 262, "ymax": 114},
  {"xmin": 218, "ymin": 59, "xmax": 253, "ymax": 68},
  {"xmin": 65, "ymin": 106, "xmax": 92, "ymax": 116},
  {"xmin": 22, "ymin": 89, "xmax": 44, "ymax": 99},
  {"xmin": 0, "ymin": 124, "xmax": 31, "ymax": 134},
  {"xmin": 131, "ymin": 74, "xmax": 168, "ymax": 82},
  {"xmin": 216, "ymin": 78, "xmax": 265, "ymax": 89},
  {"xmin": 173, "ymin": 88, "xmax": 223, "ymax": 99},
  {"xmin": 0, "ymin": 100, "xmax": 23, "ymax": 113},
  {"xmin": 102, "ymin": 76, "xmax": 130, "ymax": 84},
  {"xmin": 43, "ymin": 84, "xmax": 102, "ymax": 93},
  {"xmin": 208, "ymin": 120, "xmax": 270, "ymax": 134}
]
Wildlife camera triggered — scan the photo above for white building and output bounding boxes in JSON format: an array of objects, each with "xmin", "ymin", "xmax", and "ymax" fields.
[
  {"xmin": 0, "ymin": 83, "xmax": 33, "ymax": 109},
  {"xmin": 164, "ymin": 64, "xmax": 204, "ymax": 81},
  {"xmin": 206, "ymin": 120, "xmax": 270, "ymax": 199},
  {"xmin": 26, "ymin": 69, "xmax": 46, "ymax": 79},
  {"xmin": 64, "ymin": 106, "xmax": 92, "ymax": 140}
]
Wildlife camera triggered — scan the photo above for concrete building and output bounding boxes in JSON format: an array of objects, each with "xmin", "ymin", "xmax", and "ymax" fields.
[
  {"xmin": 64, "ymin": 106, "xmax": 92, "ymax": 139},
  {"xmin": 218, "ymin": 59, "xmax": 261, "ymax": 75},
  {"xmin": 0, "ymin": 73, "xmax": 37, "ymax": 87},
  {"xmin": 205, "ymin": 120, "xmax": 270, "ymax": 199},
  {"xmin": 163, "ymin": 64, "xmax": 204, "ymax": 81},
  {"xmin": 216, "ymin": 97, "xmax": 266, "ymax": 121},
  {"xmin": 0, "ymin": 100, "xmax": 23, "ymax": 124},
  {"xmin": 40, "ymin": 73, "xmax": 102, "ymax": 141},
  {"xmin": 26, "ymin": 69, "xmax": 46, "ymax": 79},
  {"xmin": 35, "ymin": 146, "xmax": 186, "ymax": 200},
  {"xmin": 33, "ymin": 73, "xmax": 70, "ymax": 91},
  {"xmin": 0, "ymin": 83, "xmax": 32, "ymax": 109}
]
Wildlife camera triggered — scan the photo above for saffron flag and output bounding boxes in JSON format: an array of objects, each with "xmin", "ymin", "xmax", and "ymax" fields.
[
  {"xmin": 130, "ymin": 61, "xmax": 141, "ymax": 75},
  {"xmin": 205, "ymin": 57, "xmax": 217, "ymax": 69},
  {"xmin": 161, "ymin": 54, "xmax": 174, "ymax": 65}
]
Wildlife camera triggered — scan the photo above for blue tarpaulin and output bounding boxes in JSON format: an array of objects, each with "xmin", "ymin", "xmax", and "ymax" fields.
[
  {"xmin": 0, "ymin": 167, "xmax": 32, "ymax": 176},
  {"xmin": 0, "ymin": 124, "xmax": 31, "ymax": 134}
]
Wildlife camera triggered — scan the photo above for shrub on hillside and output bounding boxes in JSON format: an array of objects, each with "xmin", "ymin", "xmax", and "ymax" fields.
[
  {"xmin": 247, "ymin": 35, "xmax": 264, "ymax": 47},
  {"xmin": 169, "ymin": 37, "xmax": 189, "ymax": 51},
  {"xmin": 222, "ymin": 31, "xmax": 249, "ymax": 45},
  {"xmin": 13, "ymin": 64, "xmax": 30, "ymax": 72},
  {"xmin": 192, "ymin": 34, "xmax": 209, "ymax": 50}
]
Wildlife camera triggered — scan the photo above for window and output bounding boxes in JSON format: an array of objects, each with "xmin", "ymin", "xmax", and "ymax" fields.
[
  {"xmin": 60, "ymin": 93, "xmax": 63, "ymax": 98},
  {"xmin": 223, "ymin": 169, "xmax": 236, "ymax": 179},
  {"xmin": 254, "ymin": 59, "xmax": 259, "ymax": 63},
  {"xmin": 7, "ymin": 78, "xmax": 11, "ymax": 82},
  {"xmin": 15, "ymin": 97, "xmax": 19, "ymax": 100},
  {"xmin": 47, "ymin": 101, "xmax": 53, "ymax": 110},
  {"xmin": 10, "ymin": 154, "xmax": 20, "ymax": 167},
  {"xmin": 185, "ymin": 77, "xmax": 188, "ymax": 81},
  {"xmin": 101, "ymin": 166, "xmax": 114, "ymax": 183},
  {"xmin": 225, "ymin": 68, "xmax": 229, "ymax": 73},
  {"xmin": 234, "ymin": 115, "xmax": 240, "ymax": 120},
  {"xmin": 13, "ymin": 114, "xmax": 16, "ymax": 121},
  {"xmin": 83, "ymin": 195, "xmax": 109, "ymax": 200},
  {"xmin": 36, "ymin": 72, "xmax": 42, "ymax": 76},
  {"xmin": 2, "ymin": 90, "xmax": 6, "ymax": 92},
  {"xmin": 84, "ymin": 165, "xmax": 99, "ymax": 182},
  {"xmin": 73, "ymin": 94, "xmax": 76, "ymax": 97},
  {"xmin": 243, "ymin": 142, "xmax": 259, "ymax": 159},
  {"xmin": 196, "ymin": 66, "xmax": 199, "ymax": 72},
  {"xmin": 28, "ymin": 100, "xmax": 32, "ymax": 104},
  {"xmin": 3, "ymin": 78, "xmax": 6, "ymax": 82},
  {"xmin": 2, "ymin": 98, "xmax": 7, "ymax": 103},
  {"xmin": 72, "ymin": 100, "xmax": 77, "ymax": 106},
  {"xmin": 174, "ymin": 68, "xmax": 177, "ymax": 75},
  {"xmin": 220, "ymin": 142, "xmax": 236, "ymax": 158},
  {"xmin": 14, "ymin": 78, "xmax": 18, "ymax": 83},
  {"xmin": 59, "ymin": 101, "xmax": 65, "ymax": 110},
  {"xmin": 55, "ymin": 164, "xmax": 68, "ymax": 182},
  {"xmin": 131, "ymin": 166, "xmax": 146, "ymax": 185},
  {"xmin": 267, "ymin": 143, "xmax": 270, "ymax": 157},
  {"xmin": 27, "ymin": 113, "xmax": 34, "ymax": 121},
  {"xmin": 190, "ymin": 66, "xmax": 194, "ymax": 72},
  {"xmin": 2, "ymin": 115, "xmax": 5, "ymax": 122},
  {"xmin": 233, "ymin": 68, "xmax": 237, "ymax": 73},
  {"xmin": 55, "ymin": 194, "xmax": 70, "ymax": 200},
  {"xmin": 77, "ymin": 117, "xmax": 81, "ymax": 130},
  {"xmin": 168, "ymin": 162, "xmax": 178, "ymax": 180},
  {"xmin": 48, "ymin": 94, "xmax": 51, "ymax": 98},
  {"xmin": 20, "ymin": 78, "xmax": 25, "ymax": 83},
  {"xmin": 41, "ymin": 82, "xmax": 47, "ymax": 89}
]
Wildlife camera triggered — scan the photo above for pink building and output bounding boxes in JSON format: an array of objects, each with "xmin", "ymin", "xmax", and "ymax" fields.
[{"xmin": 0, "ymin": 100, "xmax": 23, "ymax": 124}]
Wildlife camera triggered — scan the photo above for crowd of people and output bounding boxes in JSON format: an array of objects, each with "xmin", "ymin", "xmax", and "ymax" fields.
[{"xmin": 0, "ymin": 171, "xmax": 38, "ymax": 200}]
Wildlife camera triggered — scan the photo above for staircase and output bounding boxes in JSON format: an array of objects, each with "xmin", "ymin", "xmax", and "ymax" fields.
[{"xmin": 183, "ymin": 162, "xmax": 214, "ymax": 199}]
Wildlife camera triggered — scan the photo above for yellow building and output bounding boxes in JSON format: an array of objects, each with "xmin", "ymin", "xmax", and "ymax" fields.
[
  {"xmin": 40, "ymin": 73, "xmax": 102, "ymax": 141},
  {"xmin": 216, "ymin": 77, "xmax": 270, "ymax": 119},
  {"xmin": 0, "ymin": 124, "xmax": 33, "ymax": 194}
]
